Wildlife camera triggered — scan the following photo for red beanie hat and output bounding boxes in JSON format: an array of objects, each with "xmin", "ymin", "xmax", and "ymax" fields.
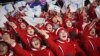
[
  {"xmin": 30, "ymin": 35, "xmax": 42, "ymax": 43},
  {"xmin": 65, "ymin": 18, "xmax": 72, "ymax": 22},
  {"xmin": 30, "ymin": 35, "xmax": 42, "ymax": 47},
  {"xmin": 56, "ymin": 27, "xmax": 65, "ymax": 36},
  {"xmin": 45, "ymin": 21, "xmax": 53, "ymax": 29}
]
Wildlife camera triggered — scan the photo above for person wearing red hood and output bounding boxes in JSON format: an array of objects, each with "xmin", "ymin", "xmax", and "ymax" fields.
[
  {"xmin": 8, "ymin": 21, "xmax": 36, "ymax": 50},
  {"xmin": 52, "ymin": 15, "xmax": 63, "ymax": 30},
  {"xmin": 88, "ymin": 0, "xmax": 97, "ymax": 20},
  {"xmin": 45, "ymin": 21, "xmax": 56, "ymax": 41},
  {"xmin": 75, "ymin": 8, "xmax": 84, "ymax": 31},
  {"xmin": 82, "ymin": 18, "xmax": 100, "ymax": 56},
  {"xmin": 0, "ymin": 41, "xmax": 13, "ymax": 56},
  {"xmin": 76, "ymin": 8, "xmax": 90, "ymax": 32},
  {"xmin": 38, "ymin": 27, "xmax": 86, "ymax": 56},
  {"xmin": 0, "ymin": 22, "xmax": 18, "ymax": 42},
  {"xmin": 2, "ymin": 32, "xmax": 55, "ymax": 56},
  {"xmin": 7, "ymin": 11, "xmax": 25, "ymax": 27},
  {"xmin": 63, "ymin": 17, "xmax": 79, "ymax": 42},
  {"xmin": 0, "ymin": 32, "xmax": 18, "ymax": 56},
  {"xmin": 62, "ymin": 8, "xmax": 70, "ymax": 23}
]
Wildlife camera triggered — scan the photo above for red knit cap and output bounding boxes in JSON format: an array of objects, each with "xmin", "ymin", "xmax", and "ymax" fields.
[
  {"xmin": 65, "ymin": 18, "xmax": 72, "ymax": 22},
  {"xmin": 56, "ymin": 27, "xmax": 66, "ymax": 36},
  {"xmin": 45, "ymin": 21, "xmax": 53, "ymax": 29},
  {"xmin": 27, "ymin": 25, "xmax": 35, "ymax": 30},
  {"xmin": 30, "ymin": 35, "xmax": 42, "ymax": 43}
]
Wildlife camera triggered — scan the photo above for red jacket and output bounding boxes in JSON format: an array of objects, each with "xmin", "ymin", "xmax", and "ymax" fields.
[
  {"xmin": 88, "ymin": 4, "xmax": 97, "ymax": 19},
  {"xmin": 82, "ymin": 24, "xmax": 100, "ymax": 56},
  {"xmin": 12, "ymin": 43, "xmax": 55, "ymax": 56},
  {"xmin": 14, "ymin": 26, "xmax": 31, "ymax": 50},
  {"xmin": 0, "ymin": 53, "xmax": 14, "ymax": 56},
  {"xmin": 46, "ymin": 36, "xmax": 86, "ymax": 56},
  {"xmin": 0, "ymin": 51, "xmax": 17, "ymax": 56},
  {"xmin": 75, "ymin": 12, "xmax": 84, "ymax": 31}
]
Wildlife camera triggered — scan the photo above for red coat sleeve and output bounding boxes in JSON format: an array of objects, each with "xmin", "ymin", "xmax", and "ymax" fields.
[
  {"xmin": 46, "ymin": 35, "xmax": 62, "ymax": 56},
  {"xmin": 14, "ymin": 27, "xmax": 30, "ymax": 50},
  {"xmin": 88, "ymin": 4, "xmax": 97, "ymax": 19},
  {"xmin": 75, "ymin": 44, "xmax": 86, "ymax": 56},
  {"xmin": 12, "ymin": 43, "xmax": 31, "ymax": 56},
  {"xmin": 76, "ymin": 12, "xmax": 83, "ymax": 31},
  {"xmin": 82, "ymin": 25, "xmax": 90, "ymax": 43}
]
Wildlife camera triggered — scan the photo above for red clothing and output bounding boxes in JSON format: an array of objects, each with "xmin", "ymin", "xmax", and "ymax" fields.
[
  {"xmin": 82, "ymin": 24, "xmax": 100, "ymax": 56},
  {"xmin": 62, "ymin": 13, "xmax": 68, "ymax": 25},
  {"xmin": 8, "ymin": 16, "xmax": 31, "ymax": 50},
  {"xmin": 47, "ymin": 32, "xmax": 57, "ymax": 41},
  {"xmin": 66, "ymin": 27, "xmax": 79, "ymax": 41},
  {"xmin": 95, "ymin": 20, "xmax": 100, "ymax": 36},
  {"xmin": 0, "ymin": 51, "xmax": 17, "ymax": 56},
  {"xmin": 46, "ymin": 36, "xmax": 86, "ymax": 56},
  {"xmin": 0, "ymin": 54, "xmax": 13, "ymax": 56},
  {"xmin": 8, "ymin": 16, "xmax": 25, "ymax": 27},
  {"xmin": 0, "ymin": 29, "xmax": 3, "ymax": 38},
  {"xmin": 14, "ymin": 26, "xmax": 32, "ymax": 50},
  {"xmin": 88, "ymin": 4, "xmax": 97, "ymax": 19},
  {"xmin": 76, "ymin": 12, "xmax": 84, "ymax": 31},
  {"xmin": 12, "ymin": 43, "xmax": 55, "ymax": 56},
  {"xmin": 66, "ymin": 27, "xmax": 73, "ymax": 33}
]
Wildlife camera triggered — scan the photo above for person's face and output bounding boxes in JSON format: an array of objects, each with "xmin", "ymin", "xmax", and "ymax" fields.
[
  {"xmin": 93, "ymin": 0, "xmax": 98, "ymax": 6},
  {"xmin": 59, "ymin": 30, "xmax": 68, "ymax": 41},
  {"xmin": 66, "ymin": 20, "xmax": 72, "ymax": 27},
  {"xmin": 0, "ymin": 43, "xmax": 8, "ymax": 55},
  {"xmin": 52, "ymin": 18, "xmax": 57, "ymax": 23},
  {"xmin": 18, "ymin": 19, "xmax": 23, "ymax": 23},
  {"xmin": 20, "ymin": 23, "xmax": 26, "ymax": 30},
  {"xmin": 89, "ymin": 28, "xmax": 96, "ymax": 36},
  {"xmin": 27, "ymin": 27, "xmax": 35, "ymax": 35},
  {"xmin": 82, "ymin": 10, "xmax": 89, "ymax": 22},
  {"xmin": 46, "ymin": 24, "xmax": 53, "ymax": 32},
  {"xmin": 68, "ymin": 13, "xmax": 72, "ymax": 18},
  {"xmin": 83, "ymin": 16, "xmax": 88, "ymax": 23},
  {"xmin": 31, "ymin": 38, "xmax": 41, "ymax": 49}
]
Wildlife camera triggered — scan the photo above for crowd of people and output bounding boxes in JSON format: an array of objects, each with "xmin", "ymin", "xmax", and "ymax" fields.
[{"xmin": 0, "ymin": 0, "xmax": 100, "ymax": 56}]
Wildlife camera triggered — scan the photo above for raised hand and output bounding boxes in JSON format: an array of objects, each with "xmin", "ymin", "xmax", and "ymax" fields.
[
  {"xmin": 39, "ymin": 30, "xmax": 48, "ymax": 35},
  {"xmin": 38, "ymin": 30, "xmax": 49, "ymax": 39},
  {"xmin": 7, "ymin": 21, "xmax": 17, "ymax": 29},
  {"xmin": 2, "ymin": 33, "xmax": 15, "ymax": 45},
  {"xmin": 34, "ymin": 26, "xmax": 49, "ymax": 39}
]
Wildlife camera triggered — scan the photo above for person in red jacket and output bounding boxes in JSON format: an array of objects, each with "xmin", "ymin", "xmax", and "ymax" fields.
[
  {"xmin": 8, "ymin": 21, "xmax": 36, "ymax": 50},
  {"xmin": 2, "ymin": 32, "xmax": 55, "ymax": 56},
  {"xmin": 82, "ymin": 18, "xmax": 100, "ymax": 56},
  {"xmin": 0, "ymin": 32, "xmax": 18, "ymax": 56},
  {"xmin": 0, "ymin": 41, "xmax": 14, "ymax": 56},
  {"xmin": 63, "ymin": 18, "xmax": 79, "ymax": 42},
  {"xmin": 88, "ymin": 0, "xmax": 97, "ymax": 20},
  {"xmin": 37, "ymin": 27, "xmax": 86, "ymax": 56},
  {"xmin": 52, "ymin": 15, "xmax": 63, "ymax": 30},
  {"xmin": 44, "ymin": 21, "xmax": 56, "ymax": 41}
]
